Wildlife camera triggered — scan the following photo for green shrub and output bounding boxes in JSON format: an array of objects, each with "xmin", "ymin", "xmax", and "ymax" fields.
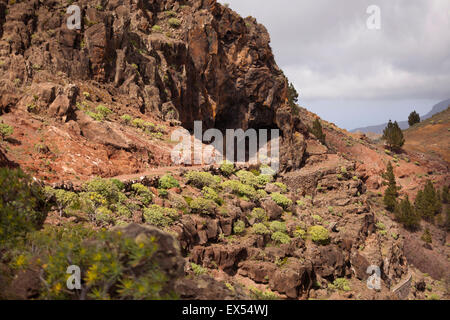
[
  {"xmin": 152, "ymin": 25, "xmax": 162, "ymax": 33},
  {"xmin": 249, "ymin": 287, "xmax": 279, "ymax": 300},
  {"xmin": 257, "ymin": 174, "xmax": 273, "ymax": 187},
  {"xmin": 185, "ymin": 171, "xmax": 217, "ymax": 189},
  {"xmin": 95, "ymin": 206, "xmax": 115, "ymax": 225},
  {"xmin": 329, "ymin": 278, "xmax": 351, "ymax": 291},
  {"xmin": 0, "ymin": 122, "xmax": 13, "ymax": 140},
  {"xmin": 309, "ymin": 226, "xmax": 329, "ymax": 245},
  {"xmin": 296, "ymin": 199, "xmax": 306, "ymax": 207},
  {"xmin": 165, "ymin": 10, "xmax": 177, "ymax": 17},
  {"xmin": 251, "ymin": 208, "xmax": 267, "ymax": 223},
  {"xmin": 121, "ymin": 114, "xmax": 132, "ymax": 124},
  {"xmin": 86, "ymin": 111, "xmax": 104, "ymax": 121},
  {"xmin": 252, "ymin": 223, "xmax": 270, "ymax": 235},
  {"xmin": 233, "ymin": 220, "xmax": 246, "ymax": 234},
  {"xmin": 0, "ymin": 168, "xmax": 49, "ymax": 244},
  {"xmin": 143, "ymin": 205, "xmax": 179, "ymax": 227},
  {"xmin": 221, "ymin": 180, "xmax": 258, "ymax": 200},
  {"xmin": 131, "ymin": 183, "xmax": 153, "ymax": 205},
  {"xmin": 421, "ymin": 228, "xmax": 432, "ymax": 244},
  {"xmin": 271, "ymin": 231, "xmax": 291, "ymax": 244},
  {"xmin": 270, "ymin": 192, "xmax": 292, "ymax": 209},
  {"xmin": 84, "ymin": 178, "xmax": 124, "ymax": 204},
  {"xmin": 202, "ymin": 187, "xmax": 222, "ymax": 205},
  {"xmin": 189, "ymin": 198, "xmax": 217, "ymax": 215},
  {"xmin": 273, "ymin": 182, "xmax": 288, "ymax": 193},
  {"xmin": 45, "ymin": 188, "xmax": 80, "ymax": 216},
  {"xmin": 219, "ymin": 161, "xmax": 235, "ymax": 177},
  {"xmin": 237, "ymin": 183, "xmax": 258, "ymax": 200},
  {"xmin": 293, "ymin": 228, "xmax": 306, "ymax": 239},
  {"xmin": 236, "ymin": 170, "xmax": 259, "ymax": 187},
  {"xmin": 257, "ymin": 189, "xmax": 268, "ymax": 199},
  {"xmin": 269, "ymin": 221, "xmax": 287, "ymax": 233},
  {"xmin": 11, "ymin": 226, "xmax": 168, "ymax": 299},
  {"xmin": 191, "ymin": 263, "xmax": 207, "ymax": 276},
  {"xmin": 168, "ymin": 18, "xmax": 181, "ymax": 28},
  {"xmin": 111, "ymin": 203, "xmax": 132, "ymax": 218},
  {"xmin": 131, "ymin": 118, "xmax": 145, "ymax": 129},
  {"xmin": 158, "ymin": 174, "xmax": 179, "ymax": 190},
  {"xmin": 427, "ymin": 293, "xmax": 440, "ymax": 300},
  {"xmin": 375, "ymin": 222, "xmax": 386, "ymax": 230},
  {"xmin": 96, "ymin": 105, "xmax": 113, "ymax": 119}
]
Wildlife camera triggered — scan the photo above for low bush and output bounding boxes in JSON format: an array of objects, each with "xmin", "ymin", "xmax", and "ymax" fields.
[
  {"xmin": 143, "ymin": 205, "xmax": 179, "ymax": 227},
  {"xmin": 168, "ymin": 18, "xmax": 181, "ymax": 28},
  {"xmin": 9, "ymin": 226, "xmax": 168, "ymax": 299},
  {"xmin": 270, "ymin": 192, "xmax": 292, "ymax": 209},
  {"xmin": 269, "ymin": 221, "xmax": 286, "ymax": 233},
  {"xmin": 158, "ymin": 174, "xmax": 179, "ymax": 190},
  {"xmin": 233, "ymin": 220, "xmax": 246, "ymax": 234},
  {"xmin": 121, "ymin": 114, "xmax": 132, "ymax": 124},
  {"xmin": 257, "ymin": 174, "xmax": 273, "ymax": 187},
  {"xmin": 0, "ymin": 168, "xmax": 49, "ymax": 244},
  {"xmin": 96, "ymin": 105, "xmax": 113, "ymax": 119},
  {"xmin": 131, "ymin": 183, "xmax": 153, "ymax": 205},
  {"xmin": 185, "ymin": 171, "xmax": 218, "ymax": 189},
  {"xmin": 191, "ymin": 263, "xmax": 207, "ymax": 276},
  {"xmin": 273, "ymin": 182, "xmax": 288, "ymax": 193},
  {"xmin": 271, "ymin": 231, "xmax": 291, "ymax": 244},
  {"xmin": 236, "ymin": 170, "xmax": 259, "ymax": 187},
  {"xmin": 308, "ymin": 226, "xmax": 329, "ymax": 245},
  {"xmin": 252, "ymin": 223, "xmax": 270, "ymax": 235},
  {"xmin": 189, "ymin": 197, "xmax": 217, "ymax": 215},
  {"xmin": 202, "ymin": 187, "xmax": 223, "ymax": 205},
  {"xmin": 329, "ymin": 278, "xmax": 351, "ymax": 291},
  {"xmin": 0, "ymin": 122, "xmax": 13, "ymax": 140},
  {"xmin": 219, "ymin": 161, "xmax": 235, "ymax": 177},
  {"xmin": 250, "ymin": 208, "xmax": 267, "ymax": 223}
]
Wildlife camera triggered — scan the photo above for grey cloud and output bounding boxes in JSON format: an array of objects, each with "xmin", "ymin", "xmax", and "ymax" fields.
[{"xmin": 219, "ymin": 0, "xmax": 450, "ymax": 101}]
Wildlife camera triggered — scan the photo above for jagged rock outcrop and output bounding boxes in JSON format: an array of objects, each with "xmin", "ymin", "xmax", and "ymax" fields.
[{"xmin": 0, "ymin": 0, "xmax": 307, "ymax": 172}]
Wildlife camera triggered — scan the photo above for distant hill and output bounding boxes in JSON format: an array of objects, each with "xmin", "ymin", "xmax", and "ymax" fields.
[
  {"xmin": 351, "ymin": 99, "xmax": 450, "ymax": 134},
  {"xmin": 403, "ymin": 106, "xmax": 450, "ymax": 163}
]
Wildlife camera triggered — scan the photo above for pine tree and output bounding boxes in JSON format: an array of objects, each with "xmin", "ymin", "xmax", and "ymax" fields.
[
  {"xmin": 287, "ymin": 82, "xmax": 299, "ymax": 115},
  {"xmin": 421, "ymin": 227, "xmax": 432, "ymax": 243},
  {"xmin": 395, "ymin": 196, "xmax": 420, "ymax": 230},
  {"xmin": 382, "ymin": 120, "xmax": 405, "ymax": 150},
  {"xmin": 383, "ymin": 161, "xmax": 399, "ymax": 212},
  {"xmin": 415, "ymin": 181, "xmax": 442, "ymax": 222},
  {"xmin": 311, "ymin": 118, "xmax": 326, "ymax": 144},
  {"xmin": 408, "ymin": 111, "xmax": 420, "ymax": 127}
]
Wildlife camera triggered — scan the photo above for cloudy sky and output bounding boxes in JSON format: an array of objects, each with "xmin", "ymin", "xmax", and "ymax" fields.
[{"xmin": 218, "ymin": 0, "xmax": 450, "ymax": 130}]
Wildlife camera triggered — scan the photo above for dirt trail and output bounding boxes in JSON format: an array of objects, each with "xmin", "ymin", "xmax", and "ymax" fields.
[{"xmin": 111, "ymin": 164, "xmax": 217, "ymax": 182}]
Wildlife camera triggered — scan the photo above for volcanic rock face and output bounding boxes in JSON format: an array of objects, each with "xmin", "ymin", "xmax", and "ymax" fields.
[{"xmin": 0, "ymin": 0, "xmax": 306, "ymax": 172}]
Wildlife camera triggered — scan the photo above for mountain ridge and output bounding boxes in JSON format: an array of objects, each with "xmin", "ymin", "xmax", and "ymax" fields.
[{"xmin": 351, "ymin": 98, "xmax": 450, "ymax": 134}]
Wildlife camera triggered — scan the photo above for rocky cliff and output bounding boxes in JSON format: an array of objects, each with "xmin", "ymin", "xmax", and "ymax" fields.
[
  {"xmin": 0, "ymin": 0, "xmax": 306, "ymax": 177},
  {"xmin": 0, "ymin": 0, "xmax": 448, "ymax": 301}
]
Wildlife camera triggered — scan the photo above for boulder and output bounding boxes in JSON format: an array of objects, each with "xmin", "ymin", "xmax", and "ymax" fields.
[
  {"xmin": 261, "ymin": 198, "xmax": 283, "ymax": 220},
  {"xmin": 269, "ymin": 259, "xmax": 314, "ymax": 299}
]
